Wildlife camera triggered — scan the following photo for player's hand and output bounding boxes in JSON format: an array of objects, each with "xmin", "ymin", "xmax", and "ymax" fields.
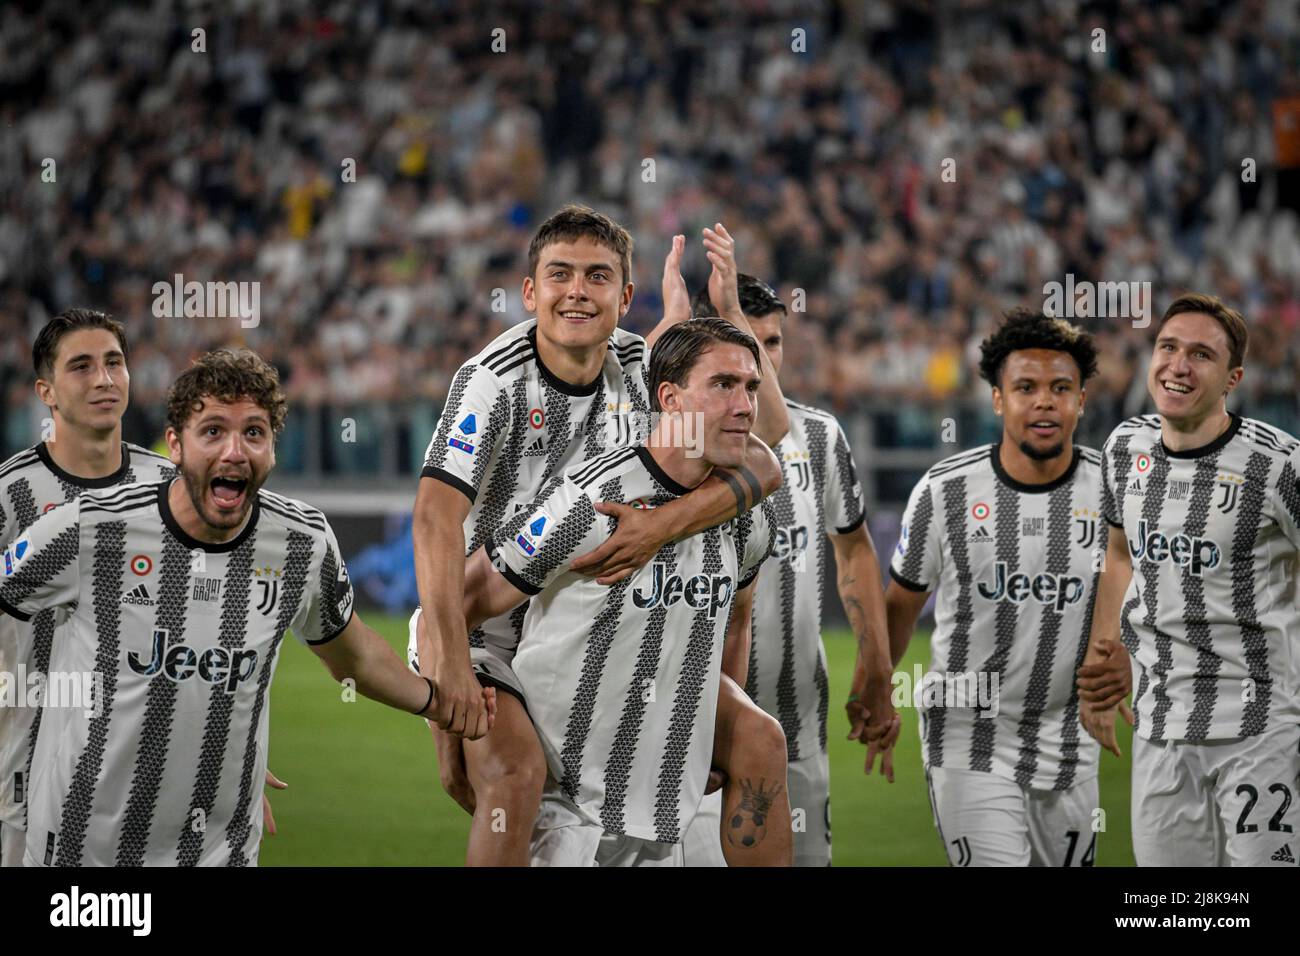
[
  {"xmin": 1076, "ymin": 639, "xmax": 1132, "ymax": 709},
  {"xmin": 704, "ymin": 223, "xmax": 742, "ymax": 321},
  {"xmin": 846, "ymin": 692, "xmax": 901, "ymax": 783},
  {"xmin": 422, "ymin": 611, "xmax": 491, "ymax": 739},
  {"xmin": 662, "ymin": 234, "xmax": 690, "ymax": 324},
  {"xmin": 704, "ymin": 768, "xmax": 727, "ymax": 796},
  {"xmin": 1079, "ymin": 699, "xmax": 1134, "ymax": 757},
  {"xmin": 570, "ymin": 501, "xmax": 667, "ymax": 585},
  {"xmin": 432, "ymin": 727, "xmax": 476, "ymax": 815},
  {"xmin": 262, "ymin": 769, "xmax": 288, "ymax": 838}
]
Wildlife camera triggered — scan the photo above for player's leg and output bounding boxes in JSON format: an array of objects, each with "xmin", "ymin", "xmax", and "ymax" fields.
[
  {"xmin": 530, "ymin": 786, "xmax": 602, "ymax": 867},
  {"xmin": 925, "ymin": 766, "xmax": 1031, "ymax": 866},
  {"xmin": 595, "ymin": 832, "xmax": 684, "ymax": 867},
  {"xmin": 0, "ymin": 820, "xmax": 24, "ymax": 868},
  {"xmin": 1025, "ymin": 777, "xmax": 1100, "ymax": 867},
  {"xmin": 460, "ymin": 687, "xmax": 547, "ymax": 866},
  {"xmin": 788, "ymin": 751, "xmax": 831, "ymax": 866},
  {"xmin": 712, "ymin": 674, "xmax": 793, "ymax": 866},
  {"xmin": 1210, "ymin": 723, "xmax": 1300, "ymax": 867},
  {"xmin": 1129, "ymin": 735, "xmax": 1219, "ymax": 866},
  {"xmin": 681, "ymin": 791, "xmax": 727, "ymax": 866}
]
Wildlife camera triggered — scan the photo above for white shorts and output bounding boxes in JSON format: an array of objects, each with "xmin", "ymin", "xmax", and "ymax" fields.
[
  {"xmin": 926, "ymin": 766, "xmax": 1100, "ymax": 867},
  {"xmin": 683, "ymin": 752, "xmax": 830, "ymax": 867},
  {"xmin": 1131, "ymin": 722, "xmax": 1300, "ymax": 867},
  {"xmin": 530, "ymin": 784, "xmax": 682, "ymax": 867},
  {"xmin": 406, "ymin": 607, "xmax": 526, "ymax": 701},
  {"xmin": 0, "ymin": 820, "xmax": 24, "ymax": 868}
]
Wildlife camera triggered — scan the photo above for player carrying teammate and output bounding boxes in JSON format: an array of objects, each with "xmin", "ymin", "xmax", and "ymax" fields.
[
  {"xmin": 0, "ymin": 309, "xmax": 175, "ymax": 867},
  {"xmin": 682, "ymin": 277, "xmax": 898, "ymax": 866},
  {"xmin": 886, "ymin": 310, "xmax": 1106, "ymax": 866},
  {"xmin": 0, "ymin": 348, "xmax": 461, "ymax": 866},
  {"xmin": 444, "ymin": 317, "xmax": 780, "ymax": 865},
  {"xmin": 410, "ymin": 206, "xmax": 793, "ymax": 866},
  {"xmin": 1078, "ymin": 293, "xmax": 1300, "ymax": 866}
]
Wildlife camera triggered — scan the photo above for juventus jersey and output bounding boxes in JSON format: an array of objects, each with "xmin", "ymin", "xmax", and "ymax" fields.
[
  {"xmin": 0, "ymin": 480, "xmax": 354, "ymax": 866},
  {"xmin": 0, "ymin": 442, "xmax": 174, "ymax": 829},
  {"xmin": 745, "ymin": 400, "xmax": 866, "ymax": 761},
  {"xmin": 420, "ymin": 319, "xmax": 652, "ymax": 653},
  {"xmin": 891, "ymin": 445, "xmax": 1105, "ymax": 791},
  {"xmin": 1101, "ymin": 414, "xmax": 1300, "ymax": 742},
  {"xmin": 487, "ymin": 446, "xmax": 774, "ymax": 844}
]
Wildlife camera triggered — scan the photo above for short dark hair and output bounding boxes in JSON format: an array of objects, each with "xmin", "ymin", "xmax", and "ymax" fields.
[
  {"xmin": 1155, "ymin": 293, "xmax": 1248, "ymax": 369},
  {"xmin": 166, "ymin": 349, "xmax": 288, "ymax": 436},
  {"xmin": 978, "ymin": 309, "xmax": 1099, "ymax": 387},
  {"xmin": 527, "ymin": 204, "xmax": 633, "ymax": 286},
  {"xmin": 648, "ymin": 318, "xmax": 762, "ymax": 412},
  {"xmin": 691, "ymin": 274, "xmax": 787, "ymax": 320},
  {"xmin": 33, "ymin": 308, "xmax": 129, "ymax": 379}
]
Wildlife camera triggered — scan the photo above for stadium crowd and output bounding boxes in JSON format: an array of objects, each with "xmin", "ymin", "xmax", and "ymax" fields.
[{"xmin": 2, "ymin": 0, "xmax": 1298, "ymax": 483}]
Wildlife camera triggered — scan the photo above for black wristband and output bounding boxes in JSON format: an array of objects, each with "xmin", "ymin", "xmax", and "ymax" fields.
[{"xmin": 416, "ymin": 676, "xmax": 435, "ymax": 716}]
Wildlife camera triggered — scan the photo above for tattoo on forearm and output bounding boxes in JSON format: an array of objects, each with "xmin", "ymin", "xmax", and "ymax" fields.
[
  {"xmin": 737, "ymin": 465, "xmax": 762, "ymax": 509},
  {"xmin": 717, "ymin": 469, "xmax": 749, "ymax": 519},
  {"xmin": 725, "ymin": 777, "xmax": 783, "ymax": 849}
]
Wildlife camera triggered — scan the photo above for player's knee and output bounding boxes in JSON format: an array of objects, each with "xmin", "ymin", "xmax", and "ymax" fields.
[
  {"xmin": 473, "ymin": 747, "xmax": 547, "ymax": 805},
  {"xmin": 735, "ymin": 707, "xmax": 788, "ymax": 773}
]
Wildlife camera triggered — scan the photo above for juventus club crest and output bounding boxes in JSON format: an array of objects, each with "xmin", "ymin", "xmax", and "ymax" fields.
[
  {"xmin": 1073, "ymin": 508, "xmax": 1099, "ymax": 550},
  {"xmin": 253, "ymin": 566, "xmax": 282, "ymax": 615},
  {"xmin": 1215, "ymin": 473, "xmax": 1244, "ymax": 514},
  {"xmin": 791, "ymin": 460, "xmax": 811, "ymax": 492}
]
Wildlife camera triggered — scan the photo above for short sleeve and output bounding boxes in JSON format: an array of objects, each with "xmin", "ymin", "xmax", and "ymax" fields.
[
  {"xmin": 1273, "ymin": 444, "xmax": 1300, "ymax": 550},
  {"xmin": 420, "ymin": 362, "xmax": 510, "ymax": 503},
  {"xmin": 889, "ymin": 473, "xmax": 942, "ymax": 593},
  {"xmin": 487, "ymin": 474, "xmax": 604, "ymax": 595},
  {"xmin": 737, "ymin": 499, "xmax": 777, "ymax": 590},
  {"xmin": 292, "ymin": 521, "xmax": 355, "ymax": 646},
  {"xmin": 1100, "ymin": 433, "xmax": 1122, "ymax": 529},
  {"xmin": 825, "ymin": 419, "xmax": 867, "ymax": 535},
  {"xmin": 0, "ymin": 498, "xmax": 82, "ymax": 622}
]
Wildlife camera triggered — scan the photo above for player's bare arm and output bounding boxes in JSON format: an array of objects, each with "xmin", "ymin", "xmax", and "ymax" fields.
[
  {"xmin": 412, "ymin": 475, "xmax": 490, "ymax": 739},
  {"xmin": 720, "ymin": 576, "xmax": 757, "ymax": 688},
  {"xmin": 310, "ymin": 610, "xmax": 459, "ymax": 721},
  {"xmin": 701, "ymin": 223, "xmax": 790, "ymax": 447},
  {"xmin": 1077, "ymin": 525, "xmax": 1135, "ymax": 756},
  {"xmin": 643, "ymin": 234, "xmax": 690, "ymax": 349},
  {"xmin": 835, "ymin": 525, "xmax": 900, "ymax": 781},
  {"xmin": 570, "ymin": 436, "xmax": 781, "ymax": 585},
  {"xmin": 884, "ymin": 578, "xmax": 930, "ymax": 669}
]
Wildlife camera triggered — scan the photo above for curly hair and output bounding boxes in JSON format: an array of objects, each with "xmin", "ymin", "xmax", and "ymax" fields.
[
  {"xmin": 166, "ymin": 348, "xmax": 288, "ymax": 435},
  {"xmin": 978, "ymin": 309, "xmax": 1099, "ymax": 387}
]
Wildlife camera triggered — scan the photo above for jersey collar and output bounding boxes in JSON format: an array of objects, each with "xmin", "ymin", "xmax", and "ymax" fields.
[
  {"xmin": 34, "ymin": 440, "xmax": 132, "ymax": 489},
  {"xmin": 529, "ymin": 327, "xmax": 605, "ymax": 396},
  {"xmin": 157, "ymin": 479, "xmax": 261, "ymax": 553},
  {"xmin": 635, "ymin": 445, "xmax": 693, "ymax": 496},
  {"xmin": 990, "ymin": 443, "xmax": 1081, "ymax": 495},
  {"xmin": 1159, "ymin": 412, "xmax": 1241, "ymax": 459}
]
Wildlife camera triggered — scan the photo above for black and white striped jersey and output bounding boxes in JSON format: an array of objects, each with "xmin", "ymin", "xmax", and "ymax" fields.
[
  {"xmin": 745, "ymin": 400, "xmax": 866, "ymax": 761},
  {"xmin": 0, "ymin": 481, "xmax": 354, "ymax": 866},
  {"xmin": 420, "ymin": 319, "xmax": 652, "ymax": 654},
  {"xmin": 0, "ymin": 442, "xmax": 174, "ymax": 830},
  {"xmin": 890, "ymin": 445, "xmax": 1105, "ymax": 791},
  {"xmin": 487, "ymin": 446, "xmax": 774, "ymax": 844},
  {"xmin": 1101, "ymin": 413, "xmax": 1300, "ymax": 742}
]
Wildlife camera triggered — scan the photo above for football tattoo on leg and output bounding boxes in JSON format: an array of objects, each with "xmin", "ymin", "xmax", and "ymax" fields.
[{"xmin": 726, "ymin": 777, "xmax": 784, "ymax": 850}]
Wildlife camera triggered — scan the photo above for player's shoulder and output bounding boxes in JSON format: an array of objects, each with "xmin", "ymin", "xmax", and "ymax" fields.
[
  {"xmin": 608, "ymin": 327, "xmax": 648, "ymax": 369},
  {"xmin": 923, "ymin": 444, "xmax": 995, "ymax": 484},
  {"xmin": 1103, "ymin": 414, "xmax": 1162, "ymax": 449},
  {"xmin": 565, "ymin": 445, "xmax": 643, "ymax": 491},
  {"xmin": 124, "ymin": 442, "xmax": 175, "ymax": 475},
  {"xmin": 0, "ymin": 445, "xmax": 45, "ymax": 487},
  {"xmin": 256, "ymin": 489, "xmax": 330, "ymax": 537},
  {"xmin": 78, "ymin": 480, "xmax": 163, "ymax": 520},
  {"xmin": 463, "ymin": 319, "xmax": 538, "ymax": 381},
  {"xmin": 1075, "ymin": 444, "xmax": 1104, "ymax": 470},
  {"xmin": 1234, "ymin": 416, "xmax": 1300, "ymax": 461},
  {"xmin": 784, "ymin": 398, "xmax": 844, "ymax": 432}
]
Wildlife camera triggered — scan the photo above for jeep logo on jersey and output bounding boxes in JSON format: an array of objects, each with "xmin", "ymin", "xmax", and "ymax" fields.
[
  {"xmin": 632, "ymin": 563, "xmax": 734, "ymax": 619},
  {"xmin": 1127, "ymin": 519, "xmax": 1221, "ymax": 575},
  {"xmin": 774, "ymin": 525, "xmax": 809, "ymax": 562},
  {"xmin": 125, "ymin": 629, "xmax": 258, "ymax": 693},
  {"xmin": 976, "ymin": 562, "xmax": 1085, "ymax": 611}
]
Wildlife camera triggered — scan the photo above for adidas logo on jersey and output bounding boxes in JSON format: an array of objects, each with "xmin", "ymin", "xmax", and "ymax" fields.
[
  {"xmin": 524, "ymin": 436, "xmax": 546, "ymax": 456},
  {"xmin": 1271, "ymin": 844, "xmax": 1296, "ymax": 864},
  {"xmin": 968, "ymin": 526, "xmax": 993, "ymax": 544},
  {"xmin": 120, "ymin": 584, "xmax": 154, "ymax": 606}
]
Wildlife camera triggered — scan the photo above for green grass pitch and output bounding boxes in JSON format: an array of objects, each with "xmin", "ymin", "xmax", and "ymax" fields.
[{"xmin": 261, "ymin": 613, "xmax": 1135, "ymax": 866}]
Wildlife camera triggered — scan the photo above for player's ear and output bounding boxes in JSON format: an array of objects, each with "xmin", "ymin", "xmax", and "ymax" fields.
[
  {"xmin": 164, "ymin": 427, "xmax": 183, "ymax": 466},
  {"xmin": 521, "ymin": 275, "xmax": 536, "ymax": 313},
  {"xmin": 1224, "ymin": 365, "xmax": 1244, "ymax": 395},
  {"xmin": 34, "ymin": 376, "xmax": 55, "ymax": 410},
  {"xmin": 991, "ymin": 386, "xmax": 1003, "ymax": 417},
  {"xmin": 618, "ymin": 280, "xmax": 634, "ymax": 318}
]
